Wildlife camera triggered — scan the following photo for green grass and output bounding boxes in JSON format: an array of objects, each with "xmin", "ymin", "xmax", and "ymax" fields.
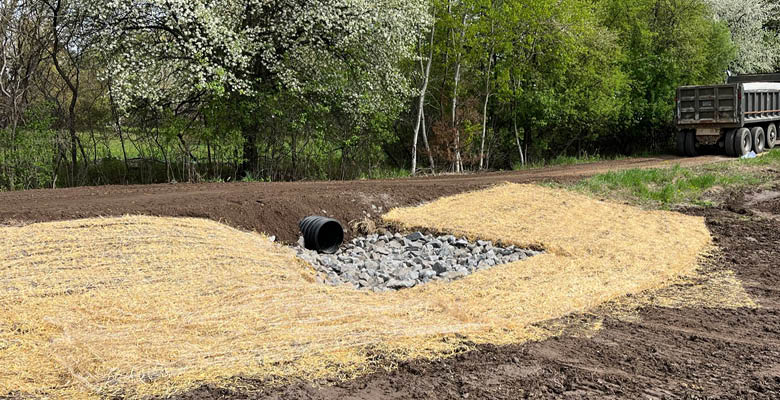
[
  {"xmin": 513, "ymin": 153, "xmax": 647, "ymax": 171},
  {"xmin": 358, "ymin": 167, "xmax": 411, "ymax": 180},
  {"xmin": 571, "ymin": 150, "xmax": 780, "ymax": 208}
]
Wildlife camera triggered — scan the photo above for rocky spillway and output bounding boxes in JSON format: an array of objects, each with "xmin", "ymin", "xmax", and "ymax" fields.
[{"xmin": 296, "ymin": 232, "xmax": 541, "ymax": 291}]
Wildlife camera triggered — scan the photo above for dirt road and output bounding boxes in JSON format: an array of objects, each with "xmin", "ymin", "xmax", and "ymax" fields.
[{"xmin": 0, "ymin": 155, "xmax": 727, "ymax": 243}]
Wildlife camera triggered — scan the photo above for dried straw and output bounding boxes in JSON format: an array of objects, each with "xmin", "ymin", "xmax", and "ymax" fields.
[{"xmin": 1, "ymin": 183, "xmax": 715, "ymax": 398}]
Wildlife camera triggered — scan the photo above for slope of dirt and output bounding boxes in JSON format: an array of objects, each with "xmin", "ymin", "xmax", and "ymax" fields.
[
  {"xmin": 171, "ymin": 188, "xmax": 780, "ymax": 400},
  {"xmin": 0, "ymin": 156, "xmax": 726, "ymax": 243}
]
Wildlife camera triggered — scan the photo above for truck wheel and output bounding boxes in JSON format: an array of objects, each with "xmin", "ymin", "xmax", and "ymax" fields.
[
  {"xmin": 676, "ymin": 131, "xmax": 687, "ymax": 156},
  {"xmin": 735, "ymin": 127, "xmax": 752, "ymax": 157},
  {"xmin": 767, "ymin": 123, "xmax": 777, "ymax": 150},
  {"xmin": 725, "ymin": 129, "xmax": 737, "ymax": 156},
  {"xmin": 751, "ymin": 127, "xmax": 766, "ymax": 154},
  {"xmin": 684, "ymin": 130, "xmax": 698, "ymax": 157}
]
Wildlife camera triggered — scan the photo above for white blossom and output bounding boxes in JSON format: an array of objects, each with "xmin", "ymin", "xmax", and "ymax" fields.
[
  {"xmin": 97, "ymin": 0, "xmax": 430, "ymax": 118},
  {"xmin": 704, "ymin": 0, "xmax": 780, "ymax": 74}
]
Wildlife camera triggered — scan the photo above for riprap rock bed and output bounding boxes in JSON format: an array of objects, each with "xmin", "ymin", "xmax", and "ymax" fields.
[{"xmin": 296, "ymin": 232, "xmax": 541, "ymax": 291}]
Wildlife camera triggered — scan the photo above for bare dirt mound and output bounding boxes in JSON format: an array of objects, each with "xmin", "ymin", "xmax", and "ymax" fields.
[
  {"xmin": 0, "ymin": 156, "xmax": 726, "ymax": 243},
  {"xmin": 173, "ymin": 188, "xmax": 780, "ymax": 400}
]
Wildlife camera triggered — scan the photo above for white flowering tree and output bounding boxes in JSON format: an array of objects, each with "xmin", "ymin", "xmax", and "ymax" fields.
[
  {"xmin": 100, "ymin": 0, "xmax": 428, "ymax": 117},
  {"xmin": 705, "ymin": 0, "xmax": 780, "ymax": 74},
  {"xmin": 96, "ymin": 0, "xmax": 428, "ymax": 175}
]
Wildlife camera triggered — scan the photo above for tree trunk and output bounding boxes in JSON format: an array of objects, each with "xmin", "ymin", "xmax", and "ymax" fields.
[
  {"xmin": 524, "ymin": 126, "xmax": 532, "ymax": 164},
  {"xmin": 412, "ymin": 18, "xmax": 435, "ymax": 176},
  {"xmin": 514, "ymin": 118, "xmax": 525, "ymax": 166},
  {"xmin": 47, "ymin": 0, "xmax": 81, "ymax": 186},
  {"xmin": 108, "ymin": 83, "xmax": 130, "ymax": 183},
  {"xmin": 421, "ymin": 107, "xmax": 435, "ymax": 173},
  {"xmin": 451, "ymin": 14, "xmax": 466, "ymax": 173},
  {"xmin": 479, "ymin": 20, "xmax": 495, "ymax": 170},
  {"xmin": 452, "ymin": 59, "xmax": 462, "ymax": 171},
  {"xmin": 7, "ymin": 114, "xmax": 18, "ymax": 190}
]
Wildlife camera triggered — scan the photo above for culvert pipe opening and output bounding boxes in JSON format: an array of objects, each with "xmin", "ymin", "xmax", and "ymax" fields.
[{"xmin": 299, "ymin": 216, "xmax": 344, "ymax": 254}]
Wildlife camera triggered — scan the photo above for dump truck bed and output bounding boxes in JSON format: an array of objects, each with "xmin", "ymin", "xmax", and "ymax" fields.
[{"xmin": 676, "ymin": 82, "xmax": 780, "ymax": 128}]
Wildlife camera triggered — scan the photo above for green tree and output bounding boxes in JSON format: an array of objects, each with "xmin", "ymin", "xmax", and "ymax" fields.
[{"xmin": 598, "ymin": 0, "xmax": 735, "ymax": 150}]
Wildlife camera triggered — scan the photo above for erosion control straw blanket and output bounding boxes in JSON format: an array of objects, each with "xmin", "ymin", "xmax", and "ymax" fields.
[{"xmin": 0, "ymin": 184, "xmax": 712, "ymax": 399}]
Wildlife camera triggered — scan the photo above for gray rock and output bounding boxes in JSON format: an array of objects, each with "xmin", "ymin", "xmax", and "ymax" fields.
[
  {"xmin": 432, "ymin": 261, "xmax": 448, "ymax": 274},
  {"xmin": 441, "ymin": 270, "xmax": 467, "ymax": 280},
  {"xmin": 405, "ymin": 232, "xmax": 425, "ymax": 241},
  {"xmin": 421, "ymin": 268, "xmax": 437, "ymax": 279},
  {"xmin": 296, "ymin": 231, "xmax": 540, "ymax": 291},
  {"xmin": 386, "ymin": 279, "xmax": 417, "ymax": 289},
  {"xmin": 439, "ymin": 246, "xmax": 453, "ymax": 257}
]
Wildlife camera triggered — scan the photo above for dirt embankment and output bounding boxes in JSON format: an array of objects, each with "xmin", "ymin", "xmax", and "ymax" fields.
[
  {"xmin": 0, "ymin": 156, "xmax": 726, "ymax": 243},
  {"xmin": 173, "ymin": 187, "xmax": 780, "ymax": 399}
]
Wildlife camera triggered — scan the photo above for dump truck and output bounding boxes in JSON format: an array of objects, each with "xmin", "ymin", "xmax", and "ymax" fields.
[{"xmin": 675, "ymin": 73, "xmax": 780, "ymax": 157}]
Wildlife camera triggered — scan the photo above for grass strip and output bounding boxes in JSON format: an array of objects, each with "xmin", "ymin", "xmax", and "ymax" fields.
[{"xmin": 571, "ymin": 150, "xmax": 780, "ymax": 208}]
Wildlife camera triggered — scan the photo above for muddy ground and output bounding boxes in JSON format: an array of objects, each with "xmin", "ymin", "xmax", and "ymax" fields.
[
  {"xmin": 2, "ymin": 154, "xmax": 778, "ymax": 399},
  {"xmin": 0, "ymin": 156, "xmax": 725, "ymax": 243}
]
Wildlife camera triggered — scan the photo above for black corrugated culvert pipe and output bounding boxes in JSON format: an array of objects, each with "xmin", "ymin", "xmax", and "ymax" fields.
[{"xmin": 299, "ymin": 216, "xmax": 344, "ymax": 254}]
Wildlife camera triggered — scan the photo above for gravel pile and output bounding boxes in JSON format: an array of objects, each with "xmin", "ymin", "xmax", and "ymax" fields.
[{"xmin": 296, "ymin": 232, "xmax": 541, "ymax": 291}]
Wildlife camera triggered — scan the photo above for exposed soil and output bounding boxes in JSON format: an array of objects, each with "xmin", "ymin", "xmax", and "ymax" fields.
[
  {"xmin": 0, "ymin": 156, "xmax": 726, "ymax": 243},
  {"xmin": 171, "ymin": 181, "xmax": 780, "ymax": 399},
  {"xmin": 4, "ymin": 154, "xmax": 779, "ymax": 399}
]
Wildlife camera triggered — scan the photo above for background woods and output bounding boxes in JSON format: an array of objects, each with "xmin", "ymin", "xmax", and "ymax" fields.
[{"xmin": 0, "ymin": 0, "xmax": 776, "ymax": 189}]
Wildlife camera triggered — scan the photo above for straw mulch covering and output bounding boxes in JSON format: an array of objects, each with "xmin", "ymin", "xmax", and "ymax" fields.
[{"xmin": 1, "ymin": 184, "xmax": 719, "ymax": 398}]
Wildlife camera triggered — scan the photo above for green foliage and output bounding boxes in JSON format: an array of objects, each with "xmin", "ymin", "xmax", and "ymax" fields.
[
  {"xmin": 0, "ymin": 0, "xmax": 763, "ymax": 188},
  {"xmin": 358, "ymin": 167, "xmax": 411, "ymax": 180},
  {"xmin": 597, "ymin": 0, "xmax": 736, "ymax": 142},
  {"xmin": 513, "ymin": 154, "xmax": 631, "ymax": 171},
  {"xmin": 0, "ymin": 102, "xmax": 56, "ymax": 190},
  {"xmin": 574, "ymin": 156, "xmax": 775, "ymax": 207}
]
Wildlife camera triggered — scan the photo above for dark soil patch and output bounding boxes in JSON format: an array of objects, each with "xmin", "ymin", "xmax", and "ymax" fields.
[
  {"xmin": 5, "ymin": 154, "xmax": 776, "ymax": 400},
  {"xmin": 170, "ymin": 185, "xmax": 780, "ymax": 399},
  {"xmin": 0, "ymin": 156, "xmax": 725, "ymax": 244}
]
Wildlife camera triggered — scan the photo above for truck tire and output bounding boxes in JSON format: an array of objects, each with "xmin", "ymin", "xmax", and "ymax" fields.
[
  {"xmin": 751, "ymin": 126, "xmax": 766, "ymax": 154},
  {"xmin": 725, "ymin": 129, "xmax": 737, "ymax": 156},
  {"xmin": 735, "ymin": 127, "xmax": 752, "ymax": 157},
  {"xmin": 684, "ymin": 130, "xmax": 698, "ymax": 157},
  {"xmin": 767, "ymin": 123, "xmax": 777, "ymax": 150},
  {"xmin": 676, "ymin": 131, "xmax": 687, "ymax": 156}
]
